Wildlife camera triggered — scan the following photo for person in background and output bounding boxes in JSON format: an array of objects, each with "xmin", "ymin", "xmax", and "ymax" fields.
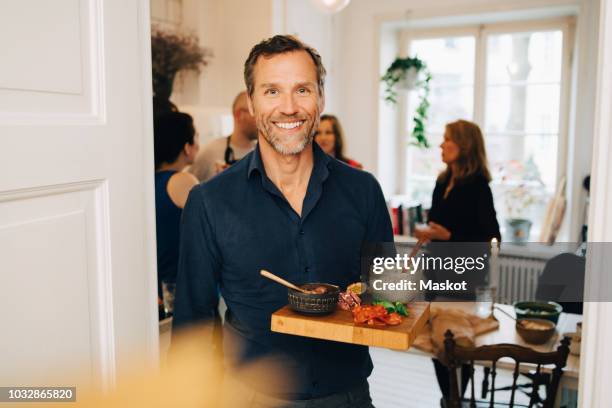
[
  {"xmin": 415, "ymin": 119, "xmax": 500, "ymax": 244},
  {"xmin": 154, "ymin": 112, "xmax": 200, "ymax": 300},
  {"xmin": 314, "ymin": 114, "xmax": 363, "ymax": 169},
  {"xmin": 414, "ymin": 119, "xmax": 500, "ymax": 405},
  {"xmin": 189, "ymin": 91, "xmax": 258, "ymax": 182}
]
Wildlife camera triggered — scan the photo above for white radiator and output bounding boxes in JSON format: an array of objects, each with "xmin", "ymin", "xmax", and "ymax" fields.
[{"xmin": 497, "ymin": 255, "xmax": 546, "ymax": 305}]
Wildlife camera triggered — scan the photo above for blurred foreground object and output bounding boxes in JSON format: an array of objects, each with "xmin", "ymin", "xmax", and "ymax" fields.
[{"xmin": 24, "ymin": 324, "xmax": 289, "ymax": 408}]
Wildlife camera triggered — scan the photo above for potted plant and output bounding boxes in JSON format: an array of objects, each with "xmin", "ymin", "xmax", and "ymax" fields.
[
  {"xmin": 381, "ymin": 56, "xmax": 432, "ymax": 148},
  {"xmin": 151, "ymin": 27, "xmax": 212, "ymax": 113},
  {"xmin": 500, "ymin": 158, "xmax": 547, "ymax": 243},
  {"xmin": 504, "ymin": 184, "xmax": 539, "ymax": 243},
  {"xmin": 497, "ymin": 156, "xmax": 547, "ymax": 243}
]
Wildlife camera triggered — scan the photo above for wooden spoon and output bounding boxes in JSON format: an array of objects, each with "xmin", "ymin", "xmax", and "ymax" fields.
[{"xmin": 260, "ymin": 270, "xmax": 314, "ymax": 294}]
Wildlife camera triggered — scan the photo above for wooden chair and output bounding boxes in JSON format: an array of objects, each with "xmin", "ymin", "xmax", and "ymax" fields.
[{"xmin": 441, "ymin": 330, "xmax": 571, "ymax": 408}]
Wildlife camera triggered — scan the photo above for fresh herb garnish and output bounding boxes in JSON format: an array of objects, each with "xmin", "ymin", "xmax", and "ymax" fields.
[{"xmin": 372, "ymin": 300, "xmax": 409, "ymax": 317}]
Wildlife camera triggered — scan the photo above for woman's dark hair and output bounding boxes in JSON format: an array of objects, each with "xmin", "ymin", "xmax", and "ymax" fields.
[
  {"xmin": 244, "ymin": 35, "xmax": 326, "ymax": 97},
  {"xmin": 438, "ymin": 119, "xmax": 492, "ymax": 183},
  {"xmin": 153, "ymin": 112, "xmax": 196, "ymax": 170},
  {"xmin": 319, "ymin": 114, "xmax": 348, "ymax": 162}
]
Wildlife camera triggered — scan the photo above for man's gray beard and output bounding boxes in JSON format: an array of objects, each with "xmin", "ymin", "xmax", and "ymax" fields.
[{"xmin": 261, "ymin": 123, "xmax": 315, "ymax": 155}]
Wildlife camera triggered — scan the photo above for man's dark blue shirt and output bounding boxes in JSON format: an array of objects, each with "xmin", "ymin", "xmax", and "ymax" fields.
[{"xmin": 173, "ymin": 142, "xmax": 393, "ymax": 399}]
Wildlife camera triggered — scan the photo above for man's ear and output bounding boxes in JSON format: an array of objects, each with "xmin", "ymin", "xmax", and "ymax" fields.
[{"xmin": 247, "ymin": 93, "xmax": 254, "ymax": 116}]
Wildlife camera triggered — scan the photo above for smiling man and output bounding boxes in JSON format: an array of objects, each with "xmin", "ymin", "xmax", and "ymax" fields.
[{"xmin": 173, "ymin": 35, "xmax": 392, "ymax": 408}]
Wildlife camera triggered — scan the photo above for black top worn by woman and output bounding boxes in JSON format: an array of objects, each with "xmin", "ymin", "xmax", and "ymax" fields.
[
  {"xmin": 155, "ymin": 170, "xmax": 182, "ymax": 297},
  {"xmin": 424, "ymin": 172, "xmax": 501, "ymax": 301},
  {"xmin": 428, "ymin": 172, "xmax": 501, "ymax": 243}
]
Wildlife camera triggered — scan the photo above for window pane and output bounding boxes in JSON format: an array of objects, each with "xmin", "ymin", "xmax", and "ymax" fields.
[
  {"xmin": 485, "ymin": 84, "xmax": 560, "ymax": 134},
  {"xmin": 408, "ymin": 85, "xmax": 474, "ymax": 133},
  {"xmin": 486, "ymin": 30, "xmax": 563, "ymax": 84},
  {"xmin": 409, "ymin": 36, "xmax": 476, "ymax": 86},
  {"xmin": 485, "ymin": 29, "xmax": 564, "ymax": 239},
  {"xmin": 403, "ymin": 36, "xmax": 476, "ymax": 203},
  {"xmin": 404, "ymin": 137, "xmax": 445, "ymax": 207},
  {"xmin": 406, "ymin": 134, "xmax": 444, "ymax": 176},
  {"xmin": 487, "ymin": 133, "xmax": 558, "ymax": 240},
  {"xmin": 487, "ymin": 134, "xmax": 558, "ymax": 191},
  {"xmin": 403, "ymin": 177, "xmax": 437, "ymax": 208}
]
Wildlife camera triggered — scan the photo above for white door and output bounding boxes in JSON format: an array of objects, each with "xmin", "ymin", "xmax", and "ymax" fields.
[{"xmin": 0, "ymin": 0, "xmax": 158, "ymax": 390}]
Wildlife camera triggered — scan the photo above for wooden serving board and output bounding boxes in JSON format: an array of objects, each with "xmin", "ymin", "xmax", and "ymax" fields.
[{"xmin": 271, "ymin": 302, "xmax": 430, "ymax": 350}]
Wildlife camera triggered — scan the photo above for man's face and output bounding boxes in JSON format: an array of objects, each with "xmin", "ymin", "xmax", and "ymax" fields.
[{"xmin": 247, "ymin": 50, "xmax": 324, "ymax": 155}]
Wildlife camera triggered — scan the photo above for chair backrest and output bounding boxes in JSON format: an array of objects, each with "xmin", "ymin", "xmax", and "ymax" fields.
[
  {"xmin": 536, "ymin": 252, "xmax": 585, "ymax": 314},
  {"xmin": 442, "ymin": 330, "xmax": 570, "ymax": 408}
]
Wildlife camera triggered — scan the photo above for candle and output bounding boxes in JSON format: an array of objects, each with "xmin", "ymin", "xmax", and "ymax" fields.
[{"xmin": 490, "ymin": 238, "xmax": 499, "ymax": 289}]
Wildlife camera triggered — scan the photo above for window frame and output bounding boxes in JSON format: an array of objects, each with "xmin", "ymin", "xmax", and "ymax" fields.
[{"xmin": 397, "ymin": 17, "xmax": 575, "ymax": 238}]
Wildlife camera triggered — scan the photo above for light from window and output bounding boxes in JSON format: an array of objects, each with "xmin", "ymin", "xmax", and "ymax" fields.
[
  {"xmin": 404, "ymin": 36, "xmax": 476, "ymax": 207},
  {"xmin": 400, "ymin": 26, "xmax": 567, "ymax": 240}
]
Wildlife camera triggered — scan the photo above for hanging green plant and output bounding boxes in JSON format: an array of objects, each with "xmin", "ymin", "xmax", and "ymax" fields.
[{"xmin": 381, "ymin": 56, "xmax": 432, "ymax": 149}]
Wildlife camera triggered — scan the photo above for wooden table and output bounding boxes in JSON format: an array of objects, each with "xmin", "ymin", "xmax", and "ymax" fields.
[
  {"xmin": 430, "ymin": 303, "xmax": 581, "ymax": 378},
  {"xmin": 414, "ymin": 302, "xmax": 581, "ymax": 406}
]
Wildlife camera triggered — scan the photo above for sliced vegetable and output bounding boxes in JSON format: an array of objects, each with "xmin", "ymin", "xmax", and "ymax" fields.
[
  {"xmin": 352, "ymin": 304, "xmax": 404, "ymax": 326},
  {"xmin": 382, "ymin": 312, "xmax": 403, "ymax": 326},
  {"xmin": 372, "ymin": 300, "xmax": 395, "ymax": 313}
]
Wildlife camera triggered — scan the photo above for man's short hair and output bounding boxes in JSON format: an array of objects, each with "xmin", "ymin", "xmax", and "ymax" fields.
[{"xmin": 244, "ymin": 35, "xmax": 326, "ymax": 97}]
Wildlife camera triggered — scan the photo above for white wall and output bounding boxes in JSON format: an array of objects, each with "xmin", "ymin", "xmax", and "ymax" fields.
[{"xmin": 281, "ymin": 0, "xmax": 340, "ymax": 115}]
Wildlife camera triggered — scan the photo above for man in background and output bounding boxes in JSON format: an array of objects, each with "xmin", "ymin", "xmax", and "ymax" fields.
[{"xmin": 189, "ymin": 91, "xmax": 258, "ymax": 182}]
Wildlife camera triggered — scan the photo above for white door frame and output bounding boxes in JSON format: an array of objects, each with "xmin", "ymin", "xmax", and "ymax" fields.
[
  {"xmin": 578, "ymin": 0, "xmax": 612, "ymax": 406},
  {"xmin": 137, "ymin": 0, "xmax": 160, "ymax": 373}
]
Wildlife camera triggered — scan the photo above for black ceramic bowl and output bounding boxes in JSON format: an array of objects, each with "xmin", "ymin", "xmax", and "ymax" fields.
[{"xmin": 288, "ymin": 283, "xmax": 340, "ymax": 315}]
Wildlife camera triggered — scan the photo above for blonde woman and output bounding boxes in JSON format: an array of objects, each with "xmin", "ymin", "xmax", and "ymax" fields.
[
  {"xmin": 416, "ymin": 119, "xmax": 501, "ymax": 404},
  {"xmin": 415, "ymin": 119, "xmax": 500, "ymax": 243}
]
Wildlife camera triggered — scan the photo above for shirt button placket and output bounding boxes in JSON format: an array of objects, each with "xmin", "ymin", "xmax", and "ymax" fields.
[{"xmin": 297, "ymin": 224, "xmax": 308, "ymax": 279}]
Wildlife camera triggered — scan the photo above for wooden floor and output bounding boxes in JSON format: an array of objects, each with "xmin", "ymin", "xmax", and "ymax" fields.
[
  {"xmin": 369, "ymin": 348, "xmax": 538, "ymax": 408},
  {"xmin": 370, "ymin": 348, "xmax": 442, "ymax": 407}
]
